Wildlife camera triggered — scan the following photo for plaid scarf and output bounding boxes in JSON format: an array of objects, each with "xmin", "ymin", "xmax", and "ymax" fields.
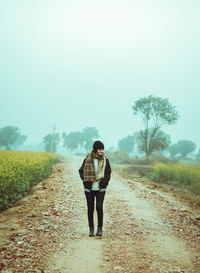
[{"xmin": 83, "ymin": 151, "xmax": 106, "ymax": 182}]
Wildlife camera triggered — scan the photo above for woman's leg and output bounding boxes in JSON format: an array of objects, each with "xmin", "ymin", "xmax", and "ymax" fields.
[
  {"xmin": 84, "ymin": 191, "xmax": 95, "ymax": 227},
  {"xmin": 95, "ymin": 191, "xmax": 106, "ymax": 227}
]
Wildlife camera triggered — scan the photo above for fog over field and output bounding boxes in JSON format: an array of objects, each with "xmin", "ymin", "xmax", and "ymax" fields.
[{"xmin": 0, "ymin": 0, "xmax": 199, "ymax": 150}]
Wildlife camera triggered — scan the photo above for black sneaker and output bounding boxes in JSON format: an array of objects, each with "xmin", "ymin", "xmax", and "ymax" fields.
[
  {"xmin": 89, "ymin": 226, "xmax": 94, "ymax": 237},
  {"xmin": 96, "ymin": 226, "xmax": 102, "ymax": 236}
]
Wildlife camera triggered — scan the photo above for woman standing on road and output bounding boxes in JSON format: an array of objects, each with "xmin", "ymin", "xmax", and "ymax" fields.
[{"xmin": 79, "ymin": 140, "xmax": 111, "ymax": 237}]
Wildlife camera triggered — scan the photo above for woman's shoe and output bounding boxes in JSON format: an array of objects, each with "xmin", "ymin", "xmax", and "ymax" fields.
[
  {"xmin": 89, "ymin": 226, "xmax": 94, "ymax": 237},
  {"xmin": 96, "ymin": 226, "xmax": 102, "ymax": 236}
]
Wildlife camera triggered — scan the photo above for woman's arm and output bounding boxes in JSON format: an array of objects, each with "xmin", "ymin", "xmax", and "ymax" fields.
[
  {"xmin": 79, "ymin": 158, "xmax": 86, "ymax": 180},
  {"xmin": 99, "ymin": 158, "xmax": 111, "ymax": 189}
]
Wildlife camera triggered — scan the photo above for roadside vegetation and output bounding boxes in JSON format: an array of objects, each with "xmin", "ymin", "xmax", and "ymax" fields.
[
  {"xmin": 148, "ymin": 162, "xmax": 200, "ymax": 195},
  {"xmin": 0, "ymin": 150, "xmax": 59, "ymax": 211},
  {"xmin": 106, "ymin": 149, "xmax": 200, "ymax": 202}
]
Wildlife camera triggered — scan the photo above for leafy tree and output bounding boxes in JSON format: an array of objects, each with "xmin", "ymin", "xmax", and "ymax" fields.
[
  {"xmin": 62, "ymin": 131, "xmax": 82, "ymax": 152},
  {"xmin": 118, "ymin": 135, "xmax": 135, "ymax": 155},
  {"xmin": 62, "ymin": 127, "xmax": 100, "ymax": 153},
  {"xmin": 81, "ymin": 127, "xmax": 100, "ymax": 152},
  {"xmin": 168, "ymin": 140, "xmax": 196, "ymax": 158},
  {"xmin": 168, "ymin": 143, "xmax": 180, "ymax": 158},
  {"xmin": 0, "ymin": 126, "xmax": 27, "ymax": 150},
  {"xmin": 177, "ymin": 140, "xmax": 196, "ymax": 157},
  {"xmin": 137, "ymin": 129, "xmax": 171, "ymax": 156},
  {"xmin": 43, "ymin": 133, "xmax": 60, "ymax": 153},
  {"xmin": 132, "ymin": 95, "xmax": 179, "ymax": 160}
]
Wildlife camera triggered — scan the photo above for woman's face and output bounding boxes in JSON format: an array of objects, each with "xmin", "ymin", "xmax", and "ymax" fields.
[{"xmin": 97, "ymin": 149, "xmax": 104, "ymax": 154}]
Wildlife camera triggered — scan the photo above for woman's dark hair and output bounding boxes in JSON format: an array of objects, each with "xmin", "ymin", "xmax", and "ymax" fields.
[{"xmin": 93, "ymin": 140, "xmax": 104, "ymax": 152}]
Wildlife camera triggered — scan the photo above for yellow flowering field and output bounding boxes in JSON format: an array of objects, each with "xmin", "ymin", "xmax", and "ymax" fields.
[
  {"xmin": 0, "ymin": 150, "xmax": 59, "ymax": 211},
  {"xmin": 149, "ymin": 162, "xmax": 200, "ymax": 194}
]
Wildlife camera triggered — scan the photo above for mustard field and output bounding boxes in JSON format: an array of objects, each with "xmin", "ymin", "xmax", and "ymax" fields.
[
  {"xmin": 149, "ymin": 162, "xmax": 200, "ymax": 194},
  {"xmin": 0, "ymin": 150, "xmax": 59, "ymax": 211}
]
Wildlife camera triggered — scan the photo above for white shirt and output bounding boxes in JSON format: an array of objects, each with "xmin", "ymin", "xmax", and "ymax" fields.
[{"xmin": 91, "ymin": 158, "xmax": 100, "ymax": 191}]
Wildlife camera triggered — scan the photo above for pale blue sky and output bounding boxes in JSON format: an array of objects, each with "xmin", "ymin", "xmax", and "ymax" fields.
[{"xmin": 0, "ymin": 0, "xmax": 199, "ymax": 150}]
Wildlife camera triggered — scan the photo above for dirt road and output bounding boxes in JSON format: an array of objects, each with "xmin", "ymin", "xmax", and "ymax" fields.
[{"xmin": 0, "ymin": 155, "xmax": 200, "ymax": 273}]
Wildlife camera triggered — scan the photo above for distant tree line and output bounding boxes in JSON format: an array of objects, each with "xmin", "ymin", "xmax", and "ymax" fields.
[
  {"xmin": 0, "ymin": 95, "xmax": 199, "ymax": 160},
  {"xmin": 42, "ymin": 126, "xmax": 99, "ymax": 153}
]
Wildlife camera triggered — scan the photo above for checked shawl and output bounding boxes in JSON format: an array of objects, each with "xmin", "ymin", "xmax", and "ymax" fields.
[{"xmin": 83, "ymin": 152, "xmax": 106, "ymax": 182}]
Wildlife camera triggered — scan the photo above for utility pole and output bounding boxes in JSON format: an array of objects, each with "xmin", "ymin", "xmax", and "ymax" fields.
[{"xmin": 50, "ymin": 124, "xmax": 56, "ymax": 153}]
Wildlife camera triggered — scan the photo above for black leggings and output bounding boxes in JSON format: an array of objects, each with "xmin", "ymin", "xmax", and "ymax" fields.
[{"xmin": 84, "ymin": 190, "xmax": 106, "ymax": 228}]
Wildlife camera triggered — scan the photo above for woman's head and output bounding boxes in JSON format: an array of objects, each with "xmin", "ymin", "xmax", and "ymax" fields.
[{"xmin": 93, "ymin": 140, "xmax": 104, "ymax": 153}]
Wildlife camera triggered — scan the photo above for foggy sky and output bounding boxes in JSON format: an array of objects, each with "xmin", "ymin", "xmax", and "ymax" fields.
[{"xmin": 0, "ymin": 0, "xmax": 200, "ymax": 150}]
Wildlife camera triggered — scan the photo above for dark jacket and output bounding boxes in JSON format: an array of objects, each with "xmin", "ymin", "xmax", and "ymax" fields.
[{"xmin": 79, "ymin": 156, "xmax": 111, "ymax": 190}]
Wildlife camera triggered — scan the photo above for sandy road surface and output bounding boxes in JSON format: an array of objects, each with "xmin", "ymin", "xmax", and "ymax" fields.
[{"xmin": 0, "ymin": 155, "xmax": 200, "ymax": 273}]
